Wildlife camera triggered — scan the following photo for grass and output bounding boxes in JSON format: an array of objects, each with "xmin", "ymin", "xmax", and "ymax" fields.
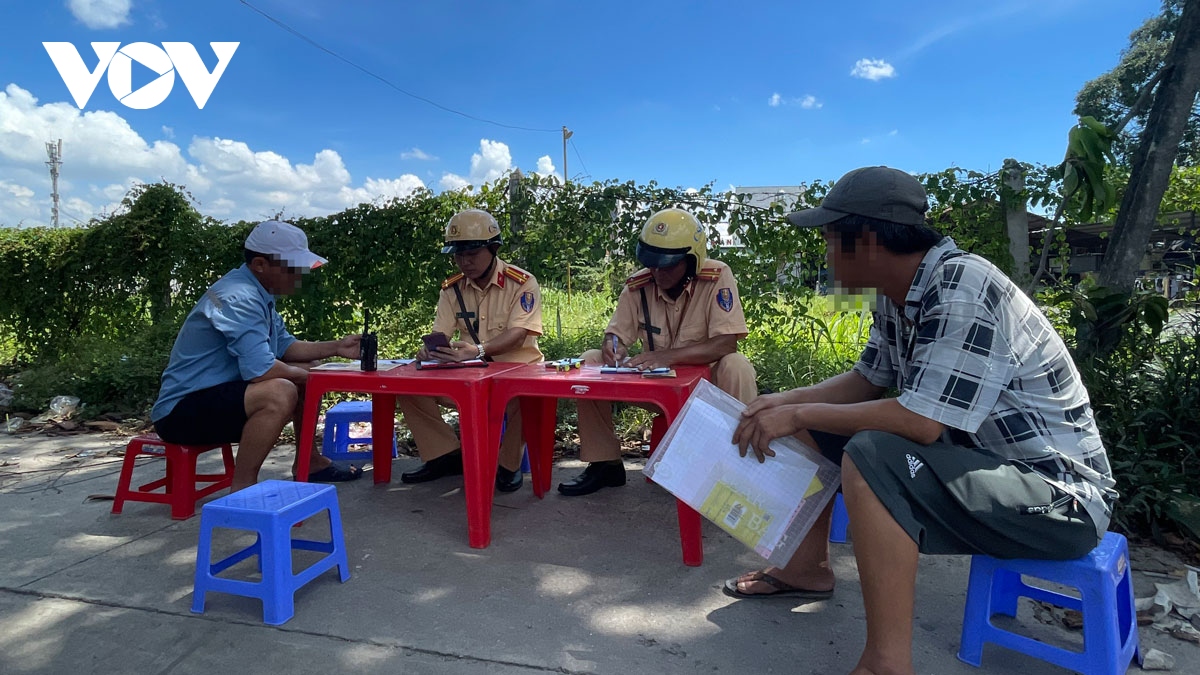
[
  {"xmin": 742, "ymin": 294, "xmax": 872, "ymax": 392},
  {"xmin": 537, "ymin": 287, "xmax": 615, "ymax": 360},
  {"xmin": 532, "ymin": 289, "xmax": 873, "ymax": 447}
]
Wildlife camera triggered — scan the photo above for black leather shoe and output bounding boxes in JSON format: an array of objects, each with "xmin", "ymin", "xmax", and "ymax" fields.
[
  {"xmin": 557, "ymin": 460, "xmax": 626, "ymax": 497},
  {"xmin": 400, "ymin": 450, "xmax": 464, "ymax": 484},
  {"xmin": 495, "ymin": 466, "xmax": 523, "ymax": 493}
]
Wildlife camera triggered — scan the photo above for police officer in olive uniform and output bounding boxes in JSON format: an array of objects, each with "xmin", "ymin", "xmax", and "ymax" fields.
[
  {"xmin": 560, "ymin": 208, "xmax": 758, "ymax": 496},
  {"xmin": 397, "ymin": 209, "xmax": 543, "ymax": 492}
]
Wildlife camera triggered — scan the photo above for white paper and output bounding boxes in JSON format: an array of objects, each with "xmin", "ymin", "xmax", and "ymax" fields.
[
  {"xmin": 644, "ymin": 380, "xmax": 841, "ymax": 565},
  {"xmin": 312, "ymin": 359, "xmax": 412, "ymax": 371}
]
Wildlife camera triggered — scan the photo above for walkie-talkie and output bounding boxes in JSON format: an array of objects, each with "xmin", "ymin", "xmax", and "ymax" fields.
[{"xmin": 360, "ymin": 308, "xmax": 378, "ymax": 372}]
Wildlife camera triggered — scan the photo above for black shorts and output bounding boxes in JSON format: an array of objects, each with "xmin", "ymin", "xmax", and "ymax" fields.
[
  {"xmin": 154, "ymin": 381, "xmax": 249, "ymax": 446},
  {"xmin": 812, "ymin": 430, "xmax": 1100, "ymax": 560}
]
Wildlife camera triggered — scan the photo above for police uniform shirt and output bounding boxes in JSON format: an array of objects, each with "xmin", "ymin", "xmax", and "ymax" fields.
[
  {"xmin": 607, "ymin": 259, "xmax": 747, "ymax": 350},
  {"xmin": 433, "ymin": 258, "xmax": 543, "ymax": 364}
]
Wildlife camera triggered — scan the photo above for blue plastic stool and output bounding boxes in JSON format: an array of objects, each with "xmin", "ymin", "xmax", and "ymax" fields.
[
  {"xmin": 191, "ymin": 480, "xmax": 350, "ymax": 625},
  {"xmin": 322, "ymin": 400, "xmax": 398, "ymax": 461},
  {"xmin": 829, "ymin": 493, "xmax": 849, "ymax": 543},
  {"xmin": 957, "ymin": 531, "xmax": 1140, "ymax": 675}
]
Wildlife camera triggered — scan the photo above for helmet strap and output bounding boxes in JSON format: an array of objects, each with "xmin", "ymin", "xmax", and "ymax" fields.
[
  {"xmin": 664, "ymin": 272, "xmax": 693, "ymax": 300},
  {"xmin": 473, "ymin": 251, "xmax": 498, "ymax": 283}
]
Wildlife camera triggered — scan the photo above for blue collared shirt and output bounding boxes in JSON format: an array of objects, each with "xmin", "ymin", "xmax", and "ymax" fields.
[{"xmin": 151, "ymin": 265, "xmax": 297, "ymax": 421}]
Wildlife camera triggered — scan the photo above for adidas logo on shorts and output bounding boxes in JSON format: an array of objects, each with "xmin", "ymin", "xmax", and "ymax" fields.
[{"xmin": 906, "ymin": 453, "xmax": 924, "ymax": 479}]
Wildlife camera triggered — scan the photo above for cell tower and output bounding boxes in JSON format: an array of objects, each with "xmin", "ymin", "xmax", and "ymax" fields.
[{"xmin": 45, "ymin": 139, "xmax": 62, "ymax": 228}]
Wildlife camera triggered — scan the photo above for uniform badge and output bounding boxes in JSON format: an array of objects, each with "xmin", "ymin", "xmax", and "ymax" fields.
[
  {"xmin": 716, "ymin": 288, "xmax": 733, "ymax": 312},
  {"xmin": 448, "ymin": 225, "xmax": 459, "ymax": 236},
  {"xmin": 520, "ymin": 291, "xmax": 535, "ymax": 313}
]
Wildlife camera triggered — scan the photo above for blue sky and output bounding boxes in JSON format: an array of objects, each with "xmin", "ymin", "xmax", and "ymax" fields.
[{"xmin": 0, "ymin": 0, "xmax": 1162, "ymax": 226}]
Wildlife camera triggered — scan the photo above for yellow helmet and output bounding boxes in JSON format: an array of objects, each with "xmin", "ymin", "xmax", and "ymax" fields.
[
  {"xmin": 636, "ymin": 208, "xmax": 707, "ymax": 270},
  {"xmin": 441, "ymin": 209, "xmax": 502, "ymax": 254}
]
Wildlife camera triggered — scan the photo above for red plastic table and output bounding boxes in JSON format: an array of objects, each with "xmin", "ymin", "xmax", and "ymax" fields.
[
  {"xmin": 487, "ymin": 364, "xmax": 711, "ymax": 566},
  {"xmin": 295, "ymin": 361, "xmax": 524, "ymax": 549}
]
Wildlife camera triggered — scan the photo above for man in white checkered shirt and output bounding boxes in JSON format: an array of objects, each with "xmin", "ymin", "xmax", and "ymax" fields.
[{"xmin": 722, "ymin": 166, "xmax": 1117, "ymax": 675}]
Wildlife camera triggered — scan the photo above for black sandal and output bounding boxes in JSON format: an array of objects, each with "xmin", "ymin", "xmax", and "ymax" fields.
[
  {"xmin": 304, "ymin": 464, "xmax": 363, "ymax": 483},
  {"xmin": 722, "ymin": 571, "xmax": 834, "ymax": 600}
]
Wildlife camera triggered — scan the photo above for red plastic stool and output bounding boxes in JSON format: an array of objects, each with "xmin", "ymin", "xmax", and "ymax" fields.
[{"xmin": 112, "ymin": 434, "xmax": 236, "ymax": 520}]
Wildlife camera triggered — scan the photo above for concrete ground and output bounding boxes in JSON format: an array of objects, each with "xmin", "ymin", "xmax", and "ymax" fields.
[{"xmin": 0, "ymin": 431, "xmax": 1194, "ymax": 675}]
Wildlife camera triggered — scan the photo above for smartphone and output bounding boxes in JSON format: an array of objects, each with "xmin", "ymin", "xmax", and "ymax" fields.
[{"xmin": 421, "ymin": 332, "xmax": 451, "ymax": 353}]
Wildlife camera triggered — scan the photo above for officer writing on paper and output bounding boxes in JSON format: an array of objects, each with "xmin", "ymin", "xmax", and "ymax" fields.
[
  {"xmin": 562, "ymin": 208, "xmax": 758, "ymax": 496},
  {"xmin": 724, "ymin": 167, "xmax": 1116, "ymax": 675},
  {"xmin": 151, "ymin": 221, "xmax": 364, "ymax": 492},
  {"xmin": 396, "ymin": 209, "xmax": 543, "ymax": 493}
]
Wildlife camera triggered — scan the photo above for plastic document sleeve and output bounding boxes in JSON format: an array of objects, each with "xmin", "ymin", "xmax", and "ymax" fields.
[
  {"xmin": 415, "ymin": 359, "xmax": 487, "ymax": 370},
  {"xmin": 643, "ymin": 379, "xmax": 841, "ymax": 566},
  {"xmin": 312, "ymin": 359, "xmax": 411, "ymax": 371}
]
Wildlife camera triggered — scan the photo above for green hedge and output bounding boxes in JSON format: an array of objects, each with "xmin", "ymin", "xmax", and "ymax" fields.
[{"xmin": 4, "ymin": 175, "xmax": 1197, "ymax": 540}]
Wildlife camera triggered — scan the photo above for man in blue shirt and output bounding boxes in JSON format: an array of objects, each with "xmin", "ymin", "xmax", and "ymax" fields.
[{"xmin": 152, "ymin": 220, "xmax": 363, "ymax": 491}]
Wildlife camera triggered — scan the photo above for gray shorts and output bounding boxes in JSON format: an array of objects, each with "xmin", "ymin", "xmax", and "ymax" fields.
[{"xmin": 813, "ymin": 430, "xmax": 1100, "ymax": 560}]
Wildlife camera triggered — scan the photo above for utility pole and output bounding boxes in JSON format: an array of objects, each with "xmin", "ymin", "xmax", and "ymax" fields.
[
  {"xmin": 561, "ymin": 126, "xmax": 572, "ymax": 183},
  {"xmin": 45, "ymin": 139, "xmax": 62, "ymax": 228},
  {"xmin": 508, "ymin": 168, "xmax": 524, "ymax": 259},
  {"xmin": 1001, "ymin": 158, "xmax": 1031, "ymax": 289}
]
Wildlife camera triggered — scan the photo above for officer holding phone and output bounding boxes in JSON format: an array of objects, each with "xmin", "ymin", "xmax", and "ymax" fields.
[{"xmin": 395, "ymin": 209, "xmax": 543, "ymax": 492}]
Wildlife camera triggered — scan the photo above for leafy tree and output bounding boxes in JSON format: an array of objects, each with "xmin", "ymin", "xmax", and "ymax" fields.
[
  {"xmin": 1027, "ymin": 117, "xmax": 1121, "ymax": 291},
  {"xmin": 1099, "ymin": 0, "xmax": 1200, "ymax": 294},
  {"xmin": 1075, "ymin": 0, "xmax": 1199, "ymax": 165}
]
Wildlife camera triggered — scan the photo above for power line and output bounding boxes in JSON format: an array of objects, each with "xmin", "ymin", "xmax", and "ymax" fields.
[
  {"xmin": 55, "ymin": 202, "xmax": 90, "ymax": 227},
  {"xmin": 569, "ymin": 137, "xmax": 590, "ymax": 181},
  {"xmin": 239, "ymin": 1, "xmax": 560, "ymax": 134}
]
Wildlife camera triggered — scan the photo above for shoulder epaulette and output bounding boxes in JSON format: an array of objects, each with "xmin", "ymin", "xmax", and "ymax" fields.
[
  {"xmin": 696, "ymin": 262, "xmax": 723, "ymax": 282},
  {"xmin": 625, "ymin": 269, "xmax": 653, "ymax": 290},
  {"xmin": 441, "ymin": 272, "xmax": 465, "ymax": 290},
  {"xmin": 503, "ymin": 266, "xmax": 531, "ymax": 285}
]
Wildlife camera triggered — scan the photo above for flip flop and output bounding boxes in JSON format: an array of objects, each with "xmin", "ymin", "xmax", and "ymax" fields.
[
  {"xmin": 304, "ymin": 464, "xmax": 363, "ymax": 483},
  {"xmin": 722, "ymin": 571, "xmax": 834, "ymax": 600}
]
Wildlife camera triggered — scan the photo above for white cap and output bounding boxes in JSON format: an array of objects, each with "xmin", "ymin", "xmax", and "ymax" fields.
[{"xmin": 244, "ymin": 220, "xmax": 327, "ymax": 269}]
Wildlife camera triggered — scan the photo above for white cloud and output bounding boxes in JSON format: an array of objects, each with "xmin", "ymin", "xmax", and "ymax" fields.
[
  {"xmin": 898, "ymin": 3, "xmax": 1034, "ymax": 60},
  {"xmin": 768, "ymin": 93, "xmax": 822, "ymax": 109},
  {"xmin": 860, "ymin": 129, "xmax": 900, "ymax": 145},
  {"xmin": 401, "ymin": 147, "xmax": 436, "ymax": 161},
  {"xmin": 469, "ymin": 139, "xmax": 513, "ymax": 185},
  {"xmin": 850, "ymin": 58, "xmax": 896, "ymax": 81},
  {"xmin": 534, "ymin": 155, "xmax": 558, "ymax": 180},
  {"xmin": 0, "ymin": 83, "xmax": 427, "ymax": 226},
  {"xmin": 438, "ymin": 138, "xmax": 515, "ymax": 192},
  {"xmin": 67, "ymin": 0, "xmax": 132, "ymax": 29},
  {"xmin": 438, "ymin": 141, "xmax": 563, "ymax": 191},
  {"xmin": 161, "ymin": 125, "xmax": 174, "ymax": 139},
  {"xmin": 439, "ymin": 173, "xmax": 470, "ymax": 192},
  {"xmin": 0, "ymin": 181, "xmax": 35, "ymax": 201}
]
